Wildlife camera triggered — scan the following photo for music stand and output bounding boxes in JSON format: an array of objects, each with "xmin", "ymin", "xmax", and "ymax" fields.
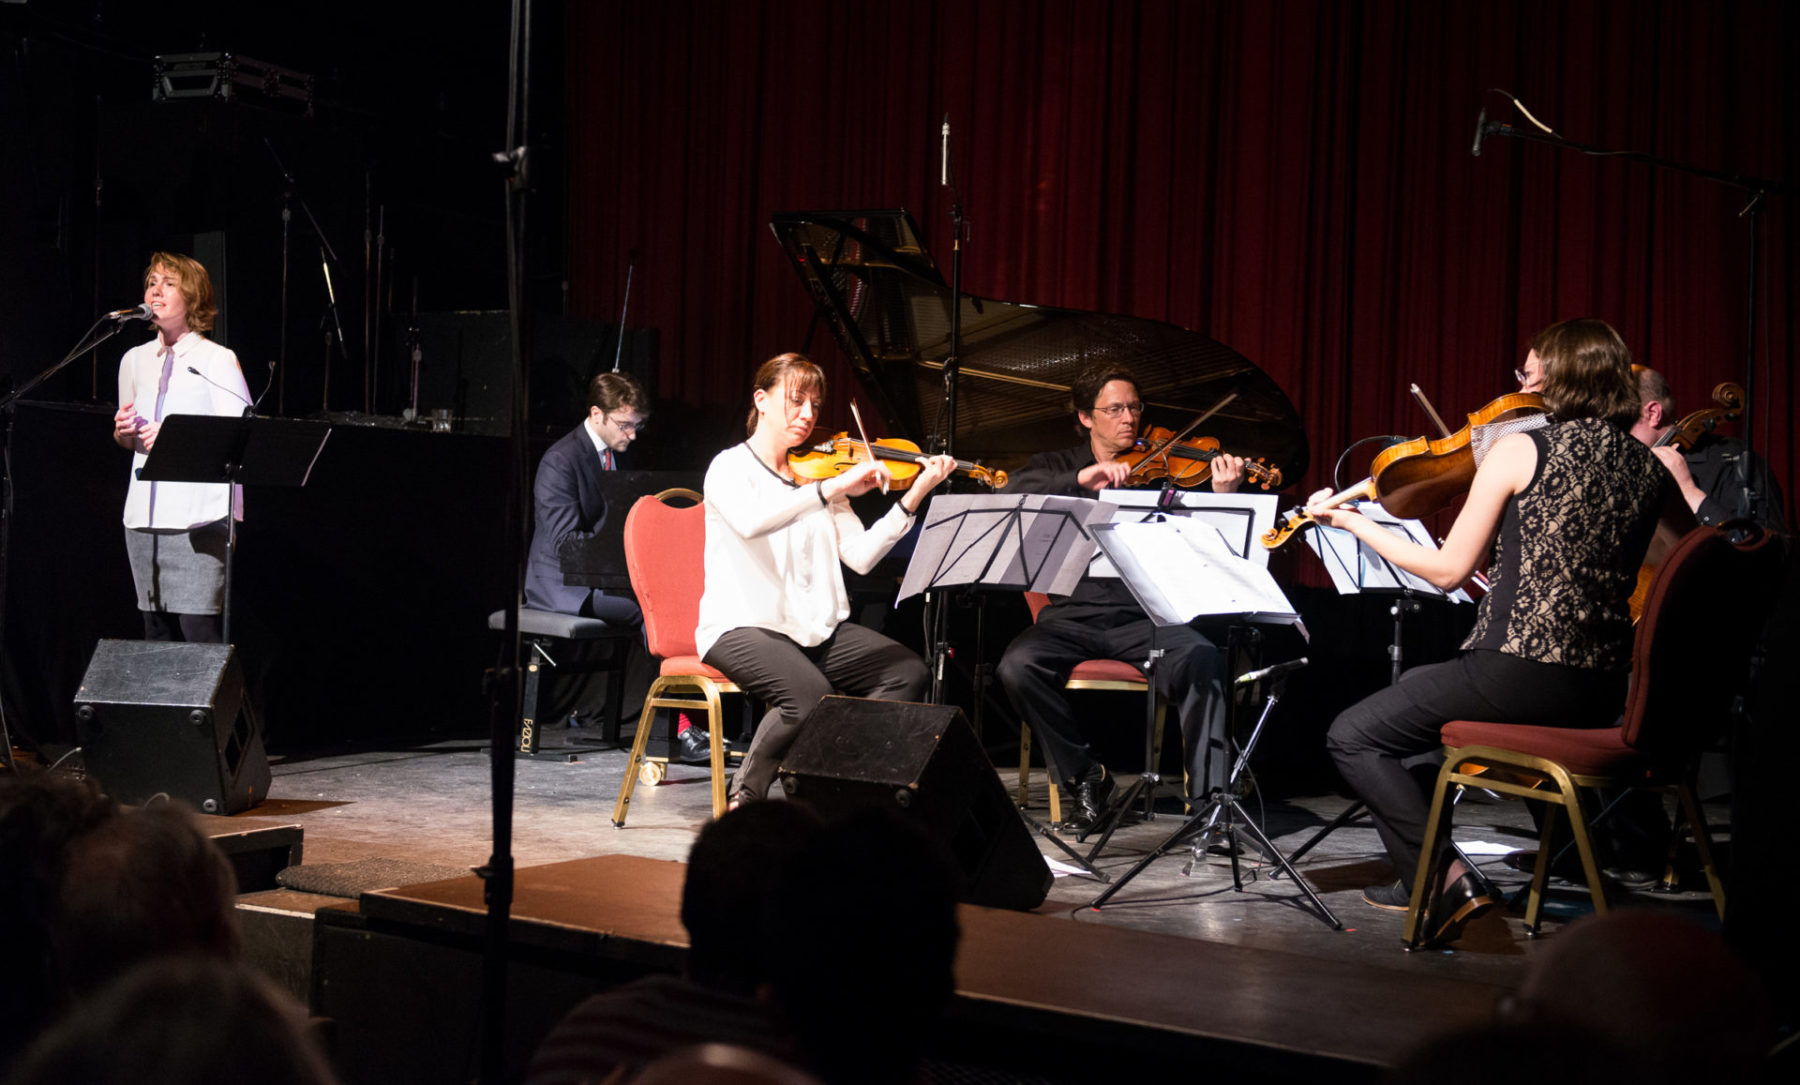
[
  {"xmin": 1073, "ymin": 490, "xmax": 1289, "ymax": 848},
  {"xmin": 900, "ymin": 492, "xmax": 1117, "ymax": 879},
  {"xmin": 139, "ymin": 415, "xmax": 332, "ymax": 644},
  {"xmin": 1073, "ymin": 519, "xmax": 1321, "ymax": 905}
]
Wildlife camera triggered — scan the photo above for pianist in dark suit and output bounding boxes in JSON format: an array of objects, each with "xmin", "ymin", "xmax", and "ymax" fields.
[
  {"xmin": 525, "ymin": 372, "xmax": 699, "ymax": 750},
  {"xmin": 995, "ymin": 362, "xmax": 1246, "ymax": 834}
]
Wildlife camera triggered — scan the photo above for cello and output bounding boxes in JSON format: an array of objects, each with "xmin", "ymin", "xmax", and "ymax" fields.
[{"xmin": 1625, "ymin": 382, "xmax": 1745, "ymax": 619}]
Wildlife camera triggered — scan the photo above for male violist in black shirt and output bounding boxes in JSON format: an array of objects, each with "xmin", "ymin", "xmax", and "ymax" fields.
[{"xmin": 995, "ymin": 362, "xmax": 1246, "ymax": 834}]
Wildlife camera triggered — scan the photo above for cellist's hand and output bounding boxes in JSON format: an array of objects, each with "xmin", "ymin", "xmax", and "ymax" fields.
[{"xmin": 1210, "ymin": 453, "xmax": 1246, "ymax": 493}]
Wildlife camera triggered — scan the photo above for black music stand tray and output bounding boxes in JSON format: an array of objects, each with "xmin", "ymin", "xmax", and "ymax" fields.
[
  {"xmin": 901, "ymin": 492, "xmax": 1116, "ymax": 880},
  {"xmin": 139, "ymin": 415, "xmax": 332, "ymax": 645}
]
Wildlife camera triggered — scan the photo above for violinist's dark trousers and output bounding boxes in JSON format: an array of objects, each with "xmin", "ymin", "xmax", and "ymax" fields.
[
  {"xmin": 996, "ymin": 601, "xmax": 1230, "ymax": 799},
  {"xmin": 704, "ymin": 623, "xmax": 929, "ymax": 800},
  {"xmin": 1326, "ymin": 649, "xmax": 1627, "ymax": 880}
]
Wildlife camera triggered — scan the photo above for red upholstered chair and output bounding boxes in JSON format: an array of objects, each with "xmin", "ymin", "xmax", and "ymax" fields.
[
  {"xmin": 1402, "ymin": 526, "xmax": 1783, "ymax": 945},
  {"xmin": 611, "ymin": 489, "xmax": 739, "ymax": 826},
  {"xmin": 1016, "ymin": 591, "xmax": 1167, "ymax": 824}
]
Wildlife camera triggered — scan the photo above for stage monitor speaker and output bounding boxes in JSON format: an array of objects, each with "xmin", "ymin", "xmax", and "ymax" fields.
[
  {"xmin": 73, "ymin": 640, "xmax": 271, "ymax": 815},
  {"xmin": 778, "ymin": 696, "xmax": 1051, "ymax": 911}
]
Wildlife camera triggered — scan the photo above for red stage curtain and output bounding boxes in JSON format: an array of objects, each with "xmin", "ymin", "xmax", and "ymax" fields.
[{"xmin": 565, "ymin": 0, "xmax": 1794, "ymax": 512}]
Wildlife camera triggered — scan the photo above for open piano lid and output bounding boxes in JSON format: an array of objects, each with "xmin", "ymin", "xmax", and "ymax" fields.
[{"xmin": 770, "ymin": 209, "xmax": 1308, "ymax": 482}]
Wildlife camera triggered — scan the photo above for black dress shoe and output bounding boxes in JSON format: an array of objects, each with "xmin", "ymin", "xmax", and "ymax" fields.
[
  {"xmin": 676, "ymin": 725, "xmax": 713, "ymax": 764},
  {"xmin": 1424, "ymin": 871, "xmax": 1497, "ymax": 946},
  {"xmin": 1062, "ymin": 768, "xmax": 1116, "ymax": 836},
  {"xmin": 1362, "ymin": 879, "xmax": 1412, "ymax": 911}
]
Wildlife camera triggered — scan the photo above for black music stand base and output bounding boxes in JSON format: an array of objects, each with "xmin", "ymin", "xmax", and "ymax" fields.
[{"xmin": 1085, "ymin": 677, "xmax": 1342, "ymax": 930}]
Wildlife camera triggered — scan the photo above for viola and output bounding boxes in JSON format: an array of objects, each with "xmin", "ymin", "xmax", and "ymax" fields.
[
  {"xmin": 1261, "ymin": 391, "xmax": 1547, "ymax": 549},
  {"xmin": 1117, "ymin": 426, "xmax": 1284, "ymax": 490},
  {"xmin": 787, "ymin": 432, "xmax": 1008, "ymax": 491}
]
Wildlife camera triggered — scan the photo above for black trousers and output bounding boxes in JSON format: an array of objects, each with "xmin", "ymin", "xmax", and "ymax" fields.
[
  {"xmin": 1326, "ymin": 649, "xmax": 1627, "ymax": 880},
  {"xmin": 995, "ymin": 601, "xmax": 1230, "ymax": 799},
  {"xmin": 703, "ymin": 623, "xmax": 929, "ymax": 799}
]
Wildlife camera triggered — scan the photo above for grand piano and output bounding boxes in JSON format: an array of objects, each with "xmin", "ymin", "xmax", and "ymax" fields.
[{"xmin": 769, "ymin": 209, "xmax": 1308, "ymax": 482}]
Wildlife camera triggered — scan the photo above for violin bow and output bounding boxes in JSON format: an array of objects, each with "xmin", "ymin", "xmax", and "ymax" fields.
[
  {"xmin": 1122, "ymin": 391, "xmax": 1239, "ymax": 481},
  {"xmin": 1408, "ymin": 384, "xmax": 1454, "ymax": 439},
  {"xmin": 848, "ymin": 400, "xmax": 886, "ymax": 495}
]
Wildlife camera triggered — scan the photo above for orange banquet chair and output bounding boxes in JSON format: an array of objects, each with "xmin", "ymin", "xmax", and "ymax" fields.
[
  {"xmin": 611, "ymin": 488, "xmax": 739, "ymax": 826},
  {"xmin": 1016, "ymin": 591, "xmax": 1167, "ymax": 824},
  {"xmin": 1403, "ymin": 525, "xmax": 1784, "ymax": 946}
]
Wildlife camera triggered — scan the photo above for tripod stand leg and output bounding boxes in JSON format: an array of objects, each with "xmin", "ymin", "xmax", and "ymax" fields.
[
  {"xmin": 1229, "ymin": 799, "xmax": 1343, "ymax": 929},
  {"xmin": 1078, "ymin": 771, "xmax": 1154, "ymax": 861},
  {"xmin": 1021, "ymin": 808, "xmax": 1109, "ymax": 882},
  {"xmin": 1269, "ymin": 800, "xmax": 1367, "ymax": 880},
  {"xmin": 1087, "ymin": 795, "xmax": 1221, "ymax": 908}
]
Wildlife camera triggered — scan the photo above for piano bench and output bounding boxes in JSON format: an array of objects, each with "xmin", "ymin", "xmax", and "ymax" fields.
[{"xmin": 488, "ymin": 608, "xmax": 636, "ymax": 754}]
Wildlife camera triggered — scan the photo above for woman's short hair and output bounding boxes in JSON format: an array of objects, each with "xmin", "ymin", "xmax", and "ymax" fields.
[
  {"xmin": 746, "ymin": 353, "xmax": 825, "ymax": 438},
  {"xmin": 1530, "ymin": 318, "xmax": 1640, "ymax": 428},
  {"xmin": 145, "ymin": 253, "xmax": 217, "ymax": 335}
]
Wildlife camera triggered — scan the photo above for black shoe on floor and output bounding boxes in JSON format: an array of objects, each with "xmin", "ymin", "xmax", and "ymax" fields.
[
  {"xmin": 676, "ymin": 725, "xmax": 713, "ymax": 764},
  {"xmin": 1363, "ymin": 879, "xmax": 1412, "ymax": 911},
  {"xmin": 1062, "ymin": 767, "xmax": 1117, "ymax": 836},
  {"xmin": 1504, "ymin": 848, "xmax": 1660, "ymax": 890},
  {"xmin": 1424, "ymin": 871, "xmax": 1497, "ymax": 946}
]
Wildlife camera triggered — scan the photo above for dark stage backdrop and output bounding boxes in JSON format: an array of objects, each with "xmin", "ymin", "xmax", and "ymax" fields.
[{"xmin": 563, "ymin": 0, "xmax": 1796, "ymax": 531}]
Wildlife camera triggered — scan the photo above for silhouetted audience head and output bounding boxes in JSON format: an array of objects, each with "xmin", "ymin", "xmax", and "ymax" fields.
[
  {"xmin": 632, "ymin": 1043, "xmax": 822, "ymax": 1085},
  {"xmin": 9, "ymin": 955, "xmax": 338, "ymax": 1085},
  {"xmin": 1508, "ymin": 910, "xmax": 1770, "ymax": 1083},
  {"xmin": 0, "ymin": 770, "xmax": 238, "ymax": 1072},
  {"xmin": 682, "ymin": 800, "xmax": 824, "ymax": 994},
  {"xmin": 760, "ymin": 807, "xmax": 961, "ymax": 1085}
]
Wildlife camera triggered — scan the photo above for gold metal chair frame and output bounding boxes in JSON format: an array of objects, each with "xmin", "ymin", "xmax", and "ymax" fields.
[{"xmin": 1403, "ymin": 746, "xmax": 1723, "ymax": 946}]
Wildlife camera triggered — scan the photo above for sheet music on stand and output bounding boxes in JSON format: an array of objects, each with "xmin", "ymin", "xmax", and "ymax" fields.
[
  {"xmin": 1092, "ymin": 519, "xmax": 1306, "ymax": 634},
  {"xmin": 1304, "ymin": 503, "xmax": 1473, "ymax": 602},
  {"xmin": 898, "ymin": 494, "xmax": 1115, "ymax": 602},
  {"xmin": 1084, "ymin": 489, "xmax": 1280, "ymax": 578}
]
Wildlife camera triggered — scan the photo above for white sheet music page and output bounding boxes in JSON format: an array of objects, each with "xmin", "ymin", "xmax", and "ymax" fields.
[
  {"xmin": 1094, "ymin": 520, "xmax": 1304, "ymax": 632},
  {"xmin": 1303, "ymin": 502, "xmax": 1472, "ymax": 602}
]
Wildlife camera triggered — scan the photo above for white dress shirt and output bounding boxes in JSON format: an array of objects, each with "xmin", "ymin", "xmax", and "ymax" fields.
[
  {"xmin": 118, "ymin": 331, "xmax": 251, "ymax": 529},
  {"xmin": 695, "ymin": 443, "xmax": 915, "ymax": 659}
]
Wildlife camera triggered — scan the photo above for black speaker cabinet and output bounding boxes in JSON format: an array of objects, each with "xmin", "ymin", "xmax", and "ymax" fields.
[
  {"xmin": 779, "ymin": 697, "xmax": 1051, "ymax": 911},
  {"xmin": 73, "ymin": 640, "xmax": 271, "ymax": 814}
]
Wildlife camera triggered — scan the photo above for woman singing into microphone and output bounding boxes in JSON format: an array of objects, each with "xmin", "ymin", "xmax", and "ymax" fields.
[
  {"xmin": 110, "ymin": 252, "xmax": 250, "ymax": 643},
  {"xmin": 1307, "ymin": 318, "xmax": 1670, "ymax": 945},
  {"xmin": 696, "ymin": 352, "xmax": 956, "ymax": 807}
]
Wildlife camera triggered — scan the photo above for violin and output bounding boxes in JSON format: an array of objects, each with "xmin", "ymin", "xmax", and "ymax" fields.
[
  {"xmin": 1626, "ymin": 381, "xmax": 1745, "ymax": 620},
  {"xmin": 1117, "ymin": 426, "xmax": 1284, "ymax": 490},
  {"xmin": 1261, "ymin": 391, "xmax": 1547, "ymax": 549},
  {"xmin": 787, "ymin": 432, "xmax": 1008, "ymax": 491}
]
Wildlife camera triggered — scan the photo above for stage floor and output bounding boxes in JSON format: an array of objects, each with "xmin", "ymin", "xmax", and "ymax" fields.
[{"xmin": 245, "ymin": 726, "xmax": 1728, "ymax": 993}]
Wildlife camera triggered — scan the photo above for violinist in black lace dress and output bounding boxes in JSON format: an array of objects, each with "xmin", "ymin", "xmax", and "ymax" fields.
[{"xmin": 1305, "ymin": 318, "xmax": 1670, "ymax": 944}]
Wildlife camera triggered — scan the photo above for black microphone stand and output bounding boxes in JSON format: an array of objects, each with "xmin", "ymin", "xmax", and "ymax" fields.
[
  {"xmin": 927, "ymin": 116, "xmax": 968, "ymax": 704},
  {"xmin": 478, "ymin": 0, "xmax": 534, "ymax": 1079},
  {"xmin": 1, "ymin": 315, "xmax": 143, "ymax": 769},
  {"xmin": 1474, "ymin": 116, "xmax": 1785, "ymax": 452},
  {"xmin": 264, "ymin": 140, "xmax": 349, "ymax": 416}
]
